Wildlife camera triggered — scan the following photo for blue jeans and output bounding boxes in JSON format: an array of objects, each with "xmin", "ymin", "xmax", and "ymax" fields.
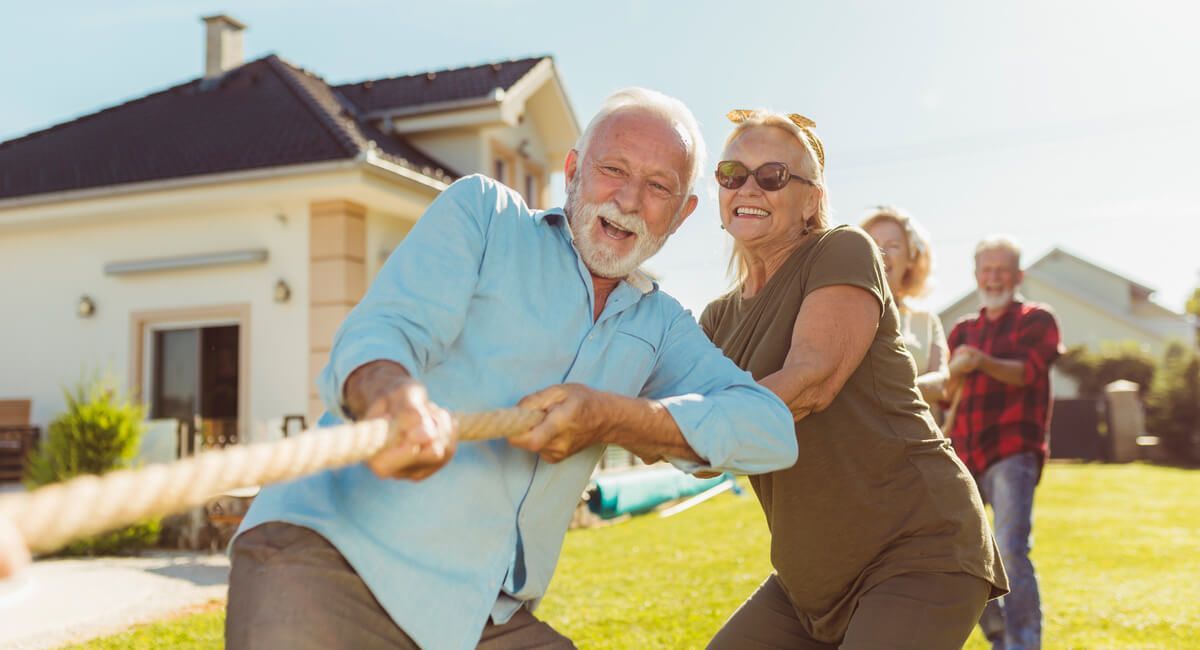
[{"xmin": 976, "ymin": 451, "xmax": 1042, "ymax": 650}]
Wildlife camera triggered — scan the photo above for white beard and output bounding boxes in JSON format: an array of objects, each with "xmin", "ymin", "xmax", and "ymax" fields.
[
  {"xmin": 564, "ymin": 179, "xmax": 669, "ymax": 279},
  {"xmin": 977, "ymin": 287, "xmax": 1015, "ymax": 311}
]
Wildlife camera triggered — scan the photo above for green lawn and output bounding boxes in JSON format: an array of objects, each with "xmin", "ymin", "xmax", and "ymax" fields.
[
  {"xmin": 62, "ymin": 602, "xmax": 225, "ymax": 650},
  {"xmin": 67, "ymin": 463, "xmax": 1200, "ymax": 649}
]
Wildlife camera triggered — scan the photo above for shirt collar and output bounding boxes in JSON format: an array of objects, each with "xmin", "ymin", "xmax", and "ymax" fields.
[
  {"xmin": 534, "ymin": 207, "xmax": 565, "ymax": 225},
  {"xmin": 625, "ymin": 269, "xmax": 656, "ymax": 294}
]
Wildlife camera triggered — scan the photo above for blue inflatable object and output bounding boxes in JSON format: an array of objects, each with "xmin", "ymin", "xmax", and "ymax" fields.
[{"xmin": 587, "ymin": 466, "xmax": 730, "ymax": 519}]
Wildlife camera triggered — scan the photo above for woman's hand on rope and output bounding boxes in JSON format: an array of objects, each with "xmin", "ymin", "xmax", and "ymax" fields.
[
  {"xmin": 361, "ymin": 378, "xmax": 457, "ymax": 481},
  {"xmin": 510, "ymin": 384, "xmax": 612, "ymax": 463},
  {"xmin": 0, "ymin": 514, "xmax": 30, "ymax": 579}
]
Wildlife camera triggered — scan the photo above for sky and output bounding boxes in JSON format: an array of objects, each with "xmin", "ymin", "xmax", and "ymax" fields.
[{"xmin": 2, "ymin": 1, "xmax": 1198, "ymax": 316}]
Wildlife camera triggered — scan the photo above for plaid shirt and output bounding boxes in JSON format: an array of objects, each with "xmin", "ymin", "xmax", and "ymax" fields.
[{"xmin": 946, "ymin": 300, "xmax": 1063, "ymax": 478}]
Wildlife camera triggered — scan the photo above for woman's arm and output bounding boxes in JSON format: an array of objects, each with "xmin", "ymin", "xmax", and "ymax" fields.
[
  {"xmin": 759, "ymin": 284, "xmax": 880, "ymax": 420},
  {"xmin": 915, "ymin": 313, "xmax": 950, "ymax": 402}
]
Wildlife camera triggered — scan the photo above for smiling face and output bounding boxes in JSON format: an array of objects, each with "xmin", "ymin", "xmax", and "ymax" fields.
[
  {"xmin": 563, "ymin": 109, "xmax": 697, "ymax": 279},
  {"xmin": 865, "ymin": 218, "xmax": 911, "ymax": 298},
  {"xmin": 975, "ymin": 248, "xmax": 1023, "ymax": 311},
  {"xmin": 718, "ymin": 126, "xmax": 821, "ymax": 254}
]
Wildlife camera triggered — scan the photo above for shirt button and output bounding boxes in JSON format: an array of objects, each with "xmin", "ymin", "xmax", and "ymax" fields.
[{"xmin": 587, "ymin": 334, "xmax": 594, "ymax": 341}]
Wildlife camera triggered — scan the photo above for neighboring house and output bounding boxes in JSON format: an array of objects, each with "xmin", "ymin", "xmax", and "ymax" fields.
[
  {"xmin": 0, "ymin": 15, "xmax": 579, "ymax": 447},
  {"xmin": 939, "ymin": 246, "xmax": 1197, "ymax": 397}
]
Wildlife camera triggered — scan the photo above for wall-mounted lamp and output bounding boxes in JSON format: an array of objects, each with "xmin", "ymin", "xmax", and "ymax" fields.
[
  {"xmin": 77, "ymin": 295, "xmax": 96, "ymax": 318},
  {"xmin": 273, "ymin": 279, "xmax": 292, "ymax": 304}
]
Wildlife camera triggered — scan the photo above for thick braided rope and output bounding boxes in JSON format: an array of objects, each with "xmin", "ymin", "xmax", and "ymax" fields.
[{"xmin": 0, "ymin": 407, "xmax": 543, "ymax": 555}]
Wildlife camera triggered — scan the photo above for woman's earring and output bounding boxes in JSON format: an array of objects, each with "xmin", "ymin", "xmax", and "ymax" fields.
[
  {"xmin": 800, "ymin": 219, "xmax": 811, "ymax": 236},
  {"xmin": 720, "ymin": 223, "xmax": 726, "ymax": 230}
]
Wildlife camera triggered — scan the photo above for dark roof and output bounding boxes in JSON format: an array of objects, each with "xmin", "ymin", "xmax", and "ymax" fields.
[
  {"xmin": 0, "ymin": 55, "xmax": 463, "ymax": 201},
  {"xmin": 335, "ymin": 57, "xmax": 545, "ymax": 115}
]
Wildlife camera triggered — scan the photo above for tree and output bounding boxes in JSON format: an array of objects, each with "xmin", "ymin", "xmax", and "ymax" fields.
[
  {"xmin": 1146, "ymin": 342, "xmax": 1200, "ymax": 463},
  {"xmin": 1057, "ymin": 341, "xmax": 1157, "ymax": 397}
]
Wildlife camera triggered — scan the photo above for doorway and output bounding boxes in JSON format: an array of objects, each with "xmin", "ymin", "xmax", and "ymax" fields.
[
  {"xmin": 131, "ymin": 304, "xmax": 251, "ymax": 457},
  {"xmin": 148, "ymin": 324, "xmax": 242, "ymax": 455}
]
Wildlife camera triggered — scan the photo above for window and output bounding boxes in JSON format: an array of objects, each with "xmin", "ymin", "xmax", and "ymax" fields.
[{"xmin": 491, "ymin": 140, "xmax": 519, "ymax": 188}]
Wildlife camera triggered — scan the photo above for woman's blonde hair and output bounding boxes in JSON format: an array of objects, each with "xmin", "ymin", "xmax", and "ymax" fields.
[
  {"xmin": 860, "ymin": 205, "xmax": 934, "ymax": 299},
  {"xmin": 723, "ymin": 110, "xmax": 830, "ymax": 286}
]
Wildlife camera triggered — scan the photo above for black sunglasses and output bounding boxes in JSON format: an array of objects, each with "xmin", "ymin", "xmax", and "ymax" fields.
[{"xmin": 715, "ymin": 160, "xmax": 815, "ymax": 191}]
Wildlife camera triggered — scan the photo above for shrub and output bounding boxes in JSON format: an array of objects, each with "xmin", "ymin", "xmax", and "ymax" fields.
[
  {"xmin": 24, "ymin": 376, "xmax": 160, "ymax": 556},
  {"xmin": 1146, "ymin": 342, "xmax": 1200, "ymax": 463},
  {"xmin": 1057, "ymin": 341, "xmax": 1157, "ymax": 397}
]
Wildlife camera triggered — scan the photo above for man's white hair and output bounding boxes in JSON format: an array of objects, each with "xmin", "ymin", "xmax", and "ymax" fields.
[
  {"xmin": 575, "ymin": 87, "xmax": 706, "ymax": 197},
  {"xmin": 975, "ymin": 234, "xmax": 1022, "ymax": 268}
]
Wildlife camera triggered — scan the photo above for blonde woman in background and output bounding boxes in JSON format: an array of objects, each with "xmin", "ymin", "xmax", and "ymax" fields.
[{"xmin": 862, "ymin": 207, "xmax": 949, "ymax": 420}]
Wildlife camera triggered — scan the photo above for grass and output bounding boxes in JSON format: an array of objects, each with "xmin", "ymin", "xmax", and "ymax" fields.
[
  {"xmin": 60, "ymin": 601, "xmax": 225, "ymax": 649},
  {"xmin": 67, "ymin": 463, "xmax": 1199, "ymax": 649}
]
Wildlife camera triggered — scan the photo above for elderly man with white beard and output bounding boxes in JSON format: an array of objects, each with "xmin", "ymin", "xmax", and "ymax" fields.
[
  {"xmin": 225, "ymin": 88, "xmax": 797, "ymax": 650},
  {"xmin": 944, "ymin": 235, "xmax": 1063, "ymax": 650}
]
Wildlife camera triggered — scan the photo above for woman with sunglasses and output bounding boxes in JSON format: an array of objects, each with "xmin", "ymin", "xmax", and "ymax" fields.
[
  {"xmin": 861, "ymin": 206, "xmax": 950, "ymax": 423},
  {"xmin": 701, "ymin": 110, "xmax": 1005, "ymax": 649}
]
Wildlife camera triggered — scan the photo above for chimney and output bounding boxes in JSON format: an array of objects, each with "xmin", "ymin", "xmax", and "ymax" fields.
[{"xmin": 202, "ymin": 14, "xmax": 246, "ymax": 78}]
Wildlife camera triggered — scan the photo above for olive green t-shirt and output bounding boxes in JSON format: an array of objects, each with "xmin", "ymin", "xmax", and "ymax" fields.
[{"xmin": 700, "ymin": 226, "xmax": 1006, "ymax": 643}]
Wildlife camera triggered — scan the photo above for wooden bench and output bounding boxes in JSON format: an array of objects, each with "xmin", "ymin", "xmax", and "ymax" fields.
[{"xmin": 0, "ymin": 399, "xmax": 37, "ymax": 483}]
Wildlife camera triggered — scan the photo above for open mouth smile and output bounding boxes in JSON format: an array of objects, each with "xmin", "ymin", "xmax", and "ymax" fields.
[
  {"xmin": 599, "ymin": 217, "xmax": 636, "ymax": 240},
  {"xmin": 733, "ymin": 206, "xmax": 770, "ymax": 219}
]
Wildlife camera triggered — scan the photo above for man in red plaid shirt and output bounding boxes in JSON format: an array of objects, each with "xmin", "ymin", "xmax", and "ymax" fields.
[{"xmin": 945, "ymin": 235, "xmax": 1062, "ymax": 650}]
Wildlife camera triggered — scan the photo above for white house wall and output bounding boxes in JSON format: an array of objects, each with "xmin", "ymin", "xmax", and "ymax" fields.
[
  {"xmin": 483, "ymin": 121, "xmax": 551, "ymax": 170},
  {"xmin": 939, "ymin": 295, "xmax": 980, "ymax": 334},
  {"xmin": 1022, "ymin": 277, "xmax": 1170, "ymax": 397},
  {"xmin": 0, "ymin": 203, "xmax": 310, "ymax": 435},
  {"xmin": 525, "ymin": 80, "xmax": 579, "ymax": 164},
  {"xmin": 407, "ymin": 129, "xmax": 488, "ymax": 178},
  {"xmin": 1032, "ymin": 252, "xmax": 1131, "ymax": 309},
  {"xmin": 1130, "ymin": 300, "xmax": 1195, "ymax": 343},
  {"xmin": 365, "ymin": 210, "xmax": 417, "ymax": 286}
]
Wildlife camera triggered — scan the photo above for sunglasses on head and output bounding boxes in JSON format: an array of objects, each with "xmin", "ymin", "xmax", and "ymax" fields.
[{"xmin": 715, "ymin": 160, "xmax": 815, "ymax": 192}]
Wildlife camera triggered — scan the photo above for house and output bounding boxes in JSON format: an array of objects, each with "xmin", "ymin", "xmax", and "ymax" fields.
[
  {"xmin": 0, "ymin": 14, "xmax": 580, "ymax": 453},
  {"xmin": 939, "ymin": 246, "xmax": 1196, "ymax": 397}
]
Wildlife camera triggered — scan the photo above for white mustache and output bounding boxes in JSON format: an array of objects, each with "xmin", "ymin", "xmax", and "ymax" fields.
[{"xmin": 590, "ymin": 202, "xmax": 647, "ymax": 238}]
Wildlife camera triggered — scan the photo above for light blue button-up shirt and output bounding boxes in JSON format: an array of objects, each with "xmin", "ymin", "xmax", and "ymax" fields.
[{"xmin": 238, "ymin": 175, "xmax": 796, "ymax": 650}]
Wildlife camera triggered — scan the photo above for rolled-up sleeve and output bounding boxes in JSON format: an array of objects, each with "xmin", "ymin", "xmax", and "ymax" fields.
[
  {"xmin": 317, "ymin": 176, "xmax": 494, "ymax": 419},
  {"xmin": 1017, "ymin": 308, "xmax": 1063, "ymax": 386},
  {"xmin": 643, "ymin": 310, "xmax": 797, "ymax": 474}
]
